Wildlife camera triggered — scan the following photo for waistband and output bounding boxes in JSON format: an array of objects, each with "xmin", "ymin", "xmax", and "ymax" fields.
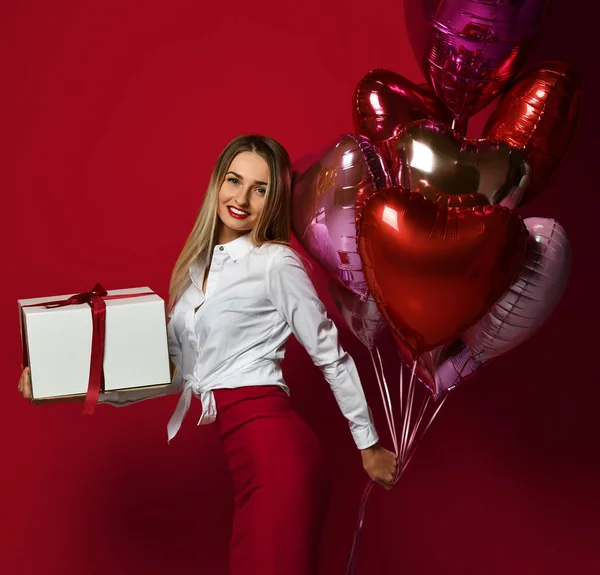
[{"xmin": 166, "ymin": 377, "xmax": 290, "ymax": 444}]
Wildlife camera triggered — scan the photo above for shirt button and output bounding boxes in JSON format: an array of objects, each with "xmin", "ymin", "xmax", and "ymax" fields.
[{"xmin": 219, "ymin": 246, "xmax": 224, "ymax": 251}]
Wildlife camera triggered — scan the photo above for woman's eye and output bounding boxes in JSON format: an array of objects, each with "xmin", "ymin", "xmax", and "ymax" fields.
[
  {"xmin": 256, "ymin": 188, "xmax": 267, "ymax": 195},
  {"xmin": 228, "ymin": 177, "xmax": 239, "ymax": 184}
]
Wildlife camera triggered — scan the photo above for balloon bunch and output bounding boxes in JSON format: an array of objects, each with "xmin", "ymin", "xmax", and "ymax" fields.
[{"xmin": 291, "ymin": 2, "xmax": 580, "ymax": 572}]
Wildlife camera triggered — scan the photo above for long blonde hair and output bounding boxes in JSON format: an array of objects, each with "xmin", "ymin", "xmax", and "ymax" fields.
[{"xmin": 167, "ymin": 134, "xmax": 292, "ymax": 313}]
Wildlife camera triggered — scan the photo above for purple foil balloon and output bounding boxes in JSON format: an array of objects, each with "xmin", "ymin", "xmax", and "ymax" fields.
[
  {"xmin": 463, "ymin": 217, "xmax": 570, "ymax": 360},
  {"xmin": 420, "ymin": 0, "xmax": 549, "ymax": 120},
  {"xmin": 291, "ymin": 134, "xmax": 391, "ymax": 299}
]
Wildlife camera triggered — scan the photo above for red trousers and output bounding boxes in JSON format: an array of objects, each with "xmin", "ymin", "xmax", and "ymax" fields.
[{"xmin": 212, "ymin": 385, "xmax": 331, "ymax": 575}]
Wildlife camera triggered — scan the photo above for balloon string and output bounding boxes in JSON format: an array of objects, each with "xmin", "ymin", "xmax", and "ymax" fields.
[
  {"xmin": 344, "ymin": 351, "xmax": 448, "ymax": 574},
  {"xmin": 399, "ymin": 360, "xmax": 418, "ymax": 467},
  {"xmin": 399, "ymin": 394, "xmax": 431, "ymax": 480},
  {"xmin": 375, "ymin": 345, "xmax": 399, "ymax": 456},
  {"xmin": 345, "ymin": 342, "xmax": 400, "ymax": 575},
  {"xmin": 361, "ymin": 314, "xmax": 398, "ymax": 455},
  {"xmin": 399, "ymin": 357, "xmax": 404, "ymax": 424},
  {"xmin": 375, "ymin": 344, "xmax": 405, "ymax": 484},
  {"xmin": 399, "ymin": 394, "xmax": 448, "ymax": 481},
  {"xmin": 419, "ymin": 395, "xmax": 447, "ymax": 443},
  {"xmin": 405, "ymin": 393, "xmax": 430, "ymax": 464},
  {"xmin": 368, "ymin": 346, "xmax": 399, "ymax": 456},
  {"xmin": 375, "ymin": 345, "xmax": 394, "ymax": 424},
  {"xmin": 344, "ymin": 480, "xmax": 375, "ymax": 575}
]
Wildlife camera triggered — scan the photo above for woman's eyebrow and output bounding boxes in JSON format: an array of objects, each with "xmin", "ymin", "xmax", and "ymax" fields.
[{"xmin": 226, "ymin": 171, "xmax": 268, "ymax": 186}]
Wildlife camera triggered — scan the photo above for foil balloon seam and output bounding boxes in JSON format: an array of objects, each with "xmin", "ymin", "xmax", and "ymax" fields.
[
  {"xmin": 345, "ymin": 133, "xmax": 392, "ymax": 193},
  {"xmin": 490, "ymin": 65, "xmax": 575, "ymax": 151}
]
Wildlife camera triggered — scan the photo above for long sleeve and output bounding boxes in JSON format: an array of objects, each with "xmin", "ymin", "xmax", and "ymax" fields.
[
  {"xmin": 99, "ymin": 362, "xmax": 184, "ymax": 407},
  {"xmin": 266, "ymin": 248, "xmax": 379, "ymax": 450}
]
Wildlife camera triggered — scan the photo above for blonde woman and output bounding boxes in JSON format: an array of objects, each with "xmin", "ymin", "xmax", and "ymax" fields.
[{"xmin": 18, "ymin": 134, "xmax": 397, "ymax": 575}]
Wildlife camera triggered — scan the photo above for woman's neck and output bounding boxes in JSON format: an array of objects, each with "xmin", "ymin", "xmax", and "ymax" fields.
[{"xmin": 217, "ymin": 228, "xmax": 250, "ymax": 245}]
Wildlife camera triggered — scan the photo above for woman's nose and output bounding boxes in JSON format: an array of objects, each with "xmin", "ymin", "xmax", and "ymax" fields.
[{"xmin": 235, "ymin": 188, "xmax": 251, "ymax": 206}]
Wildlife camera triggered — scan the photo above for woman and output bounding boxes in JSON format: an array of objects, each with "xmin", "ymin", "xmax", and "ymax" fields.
[{"xmin": 18, "ymin": 134, "xmax": 398, "ymax": 575}]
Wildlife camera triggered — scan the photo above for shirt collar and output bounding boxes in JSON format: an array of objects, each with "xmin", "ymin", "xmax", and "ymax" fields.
[
  {"xmin": 215, "ymin": 232, "xmax": 254, "ymax": 262},
  {"xmin": 188, "ymin": 233, "xmax": 254, "ymax": 289}
]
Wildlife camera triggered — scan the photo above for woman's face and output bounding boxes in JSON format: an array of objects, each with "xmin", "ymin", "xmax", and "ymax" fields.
[{"xmin": 217, "ymin": 151, "xmax": 270, "ymax": 241}]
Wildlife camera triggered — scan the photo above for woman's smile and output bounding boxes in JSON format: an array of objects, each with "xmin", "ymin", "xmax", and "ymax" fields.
[{"xmin": 227, "ymin": 205, "xmax": 251, "ymax": 219}]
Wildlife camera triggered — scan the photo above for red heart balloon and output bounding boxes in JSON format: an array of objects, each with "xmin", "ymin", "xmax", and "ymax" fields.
[
  {"xmin": 483, "ymin": 61, "xmax": 582, "ymax": 206},
  {"xmin": 357, "ymin": 187, "xmax": 528, "ymax": 355},
  {"xmin": 353, "ymin": 69, "xmax": 461, "ymax": 144}
]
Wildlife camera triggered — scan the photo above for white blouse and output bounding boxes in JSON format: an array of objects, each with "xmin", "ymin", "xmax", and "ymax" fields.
[{"xmin": 101, "ymin": 233, "xmax": 379, "ymax": 450}]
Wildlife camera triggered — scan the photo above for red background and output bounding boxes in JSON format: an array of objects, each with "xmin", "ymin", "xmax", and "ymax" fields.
[{"xmin": 2, "ymin": 1, "xmax": 599, "ymax": 573}]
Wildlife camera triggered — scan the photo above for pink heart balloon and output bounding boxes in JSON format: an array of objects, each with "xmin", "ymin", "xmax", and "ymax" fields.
[
  {"xmin": 463, "ymin": 217, "xmax": 570, "ymax": 360},
  {"xmin": 291, "ymin": 134, "xmax": 391, "ymax": 299}
]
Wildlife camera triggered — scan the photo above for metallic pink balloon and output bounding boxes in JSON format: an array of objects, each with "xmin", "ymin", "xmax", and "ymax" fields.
[
  {"xmin": 433, "ymin": 339, "xmax": 487, "ymax": 397},
  {"xmin": 292, "ymin": 152, "xmax": 318, "ymax": 177},
  {"xmin": 419, "ymin": 0, "xmax": 549, "ymax": 120},
  {"xmin": 291, "ymin": 134, "xmax": 391, "ymax": 299},
  {"xmin": 463, "ymin": 217, "xmax": 570, "ymax": 360},
  {"xmin": 329, "ymin": 280, "xmax": 387, "ymax": 350},
  {"xmin": 404, "ymin": 0, "xmax": 442, "ymax": 69},
  {"xmin": 392, "ymin": 332, "xmax": 486, "ymax": 399}
]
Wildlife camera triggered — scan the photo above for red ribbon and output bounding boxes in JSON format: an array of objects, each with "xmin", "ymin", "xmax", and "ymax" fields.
[{"xmin": 22, "ymin": 283, "xmax": 155, "ymax": 415}]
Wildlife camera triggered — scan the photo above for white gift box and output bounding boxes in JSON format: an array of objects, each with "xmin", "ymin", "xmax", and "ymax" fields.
[{"xmin": 18, "ymin": 286, "xmax": 171, "ymax": 402}]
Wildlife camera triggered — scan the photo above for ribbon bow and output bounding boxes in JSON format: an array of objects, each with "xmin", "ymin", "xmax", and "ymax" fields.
[{"xmin": 46, "ymin": 283, "xmax": 109, "ymax": 308}]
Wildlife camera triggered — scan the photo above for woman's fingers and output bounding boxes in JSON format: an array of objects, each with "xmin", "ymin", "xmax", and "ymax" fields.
[
  {"xmin": 24, "ymin": 369, "xmax": 32, "ymax": 398},
  {"xmin": 18, "ymin": 368, "xmax": 32, "ymax": 399},
  {"xmin": 375, "ymin": 472, "xmax": 395, "ymax": 491}
]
